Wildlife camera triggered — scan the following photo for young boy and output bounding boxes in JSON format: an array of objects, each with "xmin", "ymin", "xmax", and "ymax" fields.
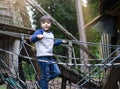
[{"xmin": 30, "ymin": 15, "xmax": 66, "ymax": 89}]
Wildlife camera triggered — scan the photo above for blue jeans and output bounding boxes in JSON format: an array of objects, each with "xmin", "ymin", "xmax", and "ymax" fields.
[{"xmin": 37, "ymin": 56, "xmax": 61, "ymax": 89}]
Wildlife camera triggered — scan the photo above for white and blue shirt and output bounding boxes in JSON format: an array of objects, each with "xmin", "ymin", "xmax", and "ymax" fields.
[{"xmin": 31, "ymin": 29, "xmax": 63, "ymax": 57}]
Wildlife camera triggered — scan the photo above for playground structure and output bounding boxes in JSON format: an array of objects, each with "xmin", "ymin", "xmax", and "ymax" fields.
[{"xmin": 0, "ymin": 0, "xmax": 120, "ymax": 89}]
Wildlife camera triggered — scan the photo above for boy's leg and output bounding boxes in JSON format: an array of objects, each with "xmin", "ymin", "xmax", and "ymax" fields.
[
  {"xmin": 49, "ymin": 58, "xmax": 61, "ymax": 80},
  {"xmin": 37, "ymin": 58, "xmax": 50, "ymax": 89}
]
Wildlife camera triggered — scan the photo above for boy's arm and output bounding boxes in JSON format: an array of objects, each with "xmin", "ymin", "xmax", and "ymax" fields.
[
  {"xmin": 30, "ymin": 29, "xmax": 43, "ymax": 43},
  {"xmin": 54, "ymin": 39, "xmax": 67, "ymax": 46}
]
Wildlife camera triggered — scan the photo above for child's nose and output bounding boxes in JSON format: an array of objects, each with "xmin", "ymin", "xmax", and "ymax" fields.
[{"xmin": 45, "ymin": 22, "xmax": 48, "ymax": 24}]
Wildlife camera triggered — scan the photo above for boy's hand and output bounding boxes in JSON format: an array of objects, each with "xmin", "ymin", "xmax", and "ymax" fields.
[
  {"xmin": 62, "ymin": 40, "xmax": 68, "ymax": 44},
  {"xmin": 37, "ymin": 34, "xmax": 44, "ymax": 39}
]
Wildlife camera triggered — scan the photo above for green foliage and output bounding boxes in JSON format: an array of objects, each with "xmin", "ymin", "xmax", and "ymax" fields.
[
  {"xmin": 53, "ymin": 0, "xmax": 77, "ymax": 37},
  {"xmin": 22, "ymin": 61, "xmax": 35, "ymax": 80},
  {"xmin": 83, "ymin": 0, "xmax": 99, "ymax": 23},
  {"xmin": 86, "ymin": 27, "xmax": 101, "ymax": 57},
  {"xmin": 87, "ymin": 28, "xmax": 101, "ymax": 42},
  {"xmin": 82, "ymin": 0, "xmax": 101, "ymax": 58}
]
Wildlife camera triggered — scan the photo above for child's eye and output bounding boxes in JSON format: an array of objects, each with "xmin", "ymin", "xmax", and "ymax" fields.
[
  {"xmin": 47, "ymin": 22, "xmax": 50, "ymax": 24},
  {"xmin": 42, "ymin": 21, "xmax": 46, "ymax": 24},
  {"xmin": 41, "ymin": 21, "xmax": 51, "ymax": 24}
]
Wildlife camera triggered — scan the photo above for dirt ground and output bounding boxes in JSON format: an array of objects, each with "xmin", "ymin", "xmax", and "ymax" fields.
[{"xmin": 48, "ymin": 78, "xmax": 78, "ymax": 89}]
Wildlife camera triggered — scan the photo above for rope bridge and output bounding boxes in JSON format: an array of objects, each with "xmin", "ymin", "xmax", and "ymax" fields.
[{"xmin": 0, "ymin": 33, "xmax": 120, "ymax": 89}]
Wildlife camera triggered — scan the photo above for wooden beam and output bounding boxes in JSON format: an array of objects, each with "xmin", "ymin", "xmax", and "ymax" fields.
[
  {"xmin": 85, "ymin": 14, "xmax": 106, "ymax": 29},
  {"xmin": 0, "ymin": 22, "xmax": 34, "ymax": 34},
  {"xmin": 0, "ymin": 30, "xmax": 30, "ymax": 40}
]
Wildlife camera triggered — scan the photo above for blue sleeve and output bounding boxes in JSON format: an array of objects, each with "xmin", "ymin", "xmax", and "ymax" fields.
[
  {"xmin": 54, "ymin": 39, "xmax": 63, "ymax": 46},
  {"xmin": 30, "ymin": 29, "xmax": 44, "ymax": 43}
]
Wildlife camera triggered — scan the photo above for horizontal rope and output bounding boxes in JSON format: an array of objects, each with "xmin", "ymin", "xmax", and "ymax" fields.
[{"xmin": 0, "ymin": 47, "xmax": 120, "ymax": 67}]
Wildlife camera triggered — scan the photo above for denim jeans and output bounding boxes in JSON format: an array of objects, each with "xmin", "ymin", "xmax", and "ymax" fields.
[{"xmin": 37, "ymin": 56, "xmax": 61, "ymax": 89}]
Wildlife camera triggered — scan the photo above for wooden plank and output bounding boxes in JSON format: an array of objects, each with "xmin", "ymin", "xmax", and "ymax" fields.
[
  {"xmin": 0, "ymin": 30, "xmax": 30, "ymax": 39},
  {"xmin": 0, "ymin": 22, "xmax": 34, "ymax": 34},
  {"xmin": 58, "ymin": 64, "xmax": 99, "ymax": 88},
  {"xmin": 85, "ymin": 14, "xmax": 105, "ymax": 29}
]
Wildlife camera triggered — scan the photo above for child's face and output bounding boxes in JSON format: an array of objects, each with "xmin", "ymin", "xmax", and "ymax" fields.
[{"xmin": 41, "ymin": 20, "xmax": 51, "ymax": 31}]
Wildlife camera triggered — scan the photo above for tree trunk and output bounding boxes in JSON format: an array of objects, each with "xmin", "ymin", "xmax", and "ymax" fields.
[{"xmin": 75, "ymin": 0, "xmax": 89, "ymax": 73}]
